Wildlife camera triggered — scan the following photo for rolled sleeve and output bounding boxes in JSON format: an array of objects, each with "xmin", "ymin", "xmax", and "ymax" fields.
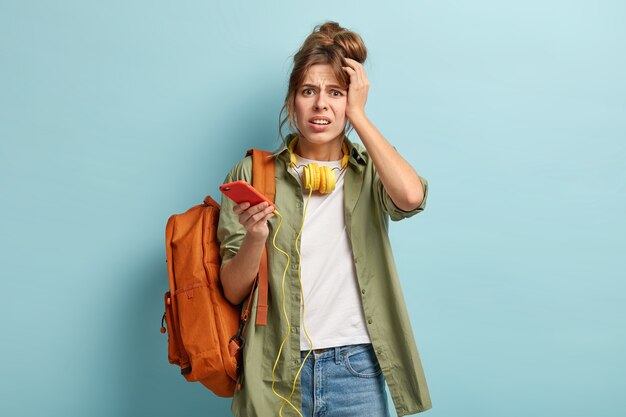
[{"xmin": 377, "ymin": 173, "xmax": 429, "ymax": 222}]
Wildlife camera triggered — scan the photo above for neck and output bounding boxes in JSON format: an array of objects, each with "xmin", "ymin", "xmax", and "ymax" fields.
[{"xmin": 295, "ymin": 134, "xmax": 344, "ymax": 161}]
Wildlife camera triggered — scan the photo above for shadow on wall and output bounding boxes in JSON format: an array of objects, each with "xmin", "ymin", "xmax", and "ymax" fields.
[{"xmin": 115, "ymin": 83, "xmax": 283, "ymax": 416}]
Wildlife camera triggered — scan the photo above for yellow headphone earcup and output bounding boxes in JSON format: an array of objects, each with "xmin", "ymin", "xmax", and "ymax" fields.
[
  {"xmin": 303, "ymin": 164, "xmax": 311, "ymax": 190},
  {"xmin": 302, "ymin": 164, "xmax": 338, "ymax": 194},
  {"xmin": 312, "ymin": 163, "xmax": 321, "ymax": 191},
  {"xmin": 319, "ymin": 166, "xmax": 327, "ymax": 194},
  {"xmin": 303, "ymin": 163, "xmax": 322, "ymax": 191},
  {"xmin": 325, "ymin": 166, "xmax": 336, "ymax": 194}
]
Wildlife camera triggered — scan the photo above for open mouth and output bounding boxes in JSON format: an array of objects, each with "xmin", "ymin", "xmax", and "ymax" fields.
[{"xmin": 309, "ymin": 117, "xmax": 331, "ymax": 125}]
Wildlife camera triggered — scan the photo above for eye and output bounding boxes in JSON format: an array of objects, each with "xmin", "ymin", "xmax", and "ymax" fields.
[
  {"xmin": 331, "ymin": 90, "xmax": 344, "ymax": 97},
  {"xmin": 302, "ymin": 88, "xmax": 314, "ymax": 96}
]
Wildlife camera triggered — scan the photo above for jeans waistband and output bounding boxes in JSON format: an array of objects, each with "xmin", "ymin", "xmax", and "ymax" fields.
[{"xmin": 301, "ymin": 343, "xmax": 373, "ymax": 363}]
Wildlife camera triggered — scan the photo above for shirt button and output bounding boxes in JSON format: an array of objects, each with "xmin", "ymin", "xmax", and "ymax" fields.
[
  {"xmin": 292, "ymin": 326, "xmax": 298, "ymax": 333},
  {"xmin": 361, "ymin": 289, "xmax": 366, "ymax": 295},
  {"xmin": 368, "ymin": 319, "xmax": 373, "ymax": 324}
]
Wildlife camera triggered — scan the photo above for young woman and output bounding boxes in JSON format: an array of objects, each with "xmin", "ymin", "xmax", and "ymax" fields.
[{"xmin": 218, "ymin": 22, "xmax": 432, "ymax": 417}]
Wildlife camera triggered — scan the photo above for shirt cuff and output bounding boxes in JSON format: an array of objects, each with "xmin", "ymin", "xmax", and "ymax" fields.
[{"xmin": 383, "ymin": 175, "xmax": 429, "ymax": 221}]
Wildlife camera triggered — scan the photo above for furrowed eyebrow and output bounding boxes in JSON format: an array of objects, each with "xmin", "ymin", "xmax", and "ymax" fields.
[{"xmin": 301, "ymin": 83, "xmax": 346, "ymax": 90}]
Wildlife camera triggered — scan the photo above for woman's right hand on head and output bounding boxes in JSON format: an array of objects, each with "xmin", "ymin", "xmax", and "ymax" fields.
[{"xmin": 233, "ymin": 201, "xmax": 275, "ymax": 240}]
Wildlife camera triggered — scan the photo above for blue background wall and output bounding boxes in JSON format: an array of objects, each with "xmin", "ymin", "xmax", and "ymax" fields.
[{"xmin": 1, "ymin": 1, "xmax": 624, "ymax": 416}]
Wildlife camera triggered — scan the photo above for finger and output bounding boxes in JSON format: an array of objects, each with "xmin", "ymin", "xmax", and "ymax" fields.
[
  {"xmin": 257, "ymin": 212, "xmax": 275, "ymax": 227},
  {"xmin": 342, "ymin": 67, "xmax": 369, "ymax": 89},
  {"xmin": 345, "ymin": 57, "xmax": 363, "ymax": 72},
  {"xmin": 343, "ymin": 57, "xmax": 357, "ymax": 67},
  {"xmin": 357, "ymin": 64, "xmax": 369, "ymax": 86},
  {"xmin": 247, "ymin": 203, "xmax": 271, "ymax": 222},
  {"xmin": 352, "ymin": 61, "xmax": 364, "ymax": 85},
  {"xmin": 247, "ymin": 201, "xmax": 269, "ymax": 215},
  {"xmin": 233, "ymin": 202, "xmax": 250, "ymax": 214},
  {"xmin": 246, "ymin": 214, "xmax": 274, "ymax": 234},
  {"xmin": 343, "ymin": 66, "xmax": 364, "ymax": 89},
  {"xmin": 243, "ymin": 208, "xmax": 272, "ymax": 229},
  {"xmin": 342, "ymin": 65, "xmax": 357, "ymax": 81},
  {"xmin": 343, "ymin": 57, "xmax": 363, "ymax": 83},
  {"xmin": 238, "ymin": 202, "xmax": 268, "ymax": 224}
]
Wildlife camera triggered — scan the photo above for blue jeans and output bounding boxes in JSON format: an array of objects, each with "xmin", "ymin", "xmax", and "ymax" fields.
[{"xmin": 300, "ymin": 343, "xmax": 391, "ymax": 417}]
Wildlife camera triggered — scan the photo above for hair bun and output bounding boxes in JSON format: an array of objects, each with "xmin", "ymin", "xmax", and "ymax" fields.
[{"xmin": 313, "ymin": 21, "xmax": 367, "ymax": 63}]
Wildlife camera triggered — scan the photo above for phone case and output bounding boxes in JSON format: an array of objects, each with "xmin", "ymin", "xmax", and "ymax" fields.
[{"xmin": 219, "ymin": 180, "xmax": 273, "ymax": 207}]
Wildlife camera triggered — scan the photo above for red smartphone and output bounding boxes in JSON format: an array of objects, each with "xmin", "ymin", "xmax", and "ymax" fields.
[{"xmin": 219, "ymin": 180, "xmax": 274, "ymax": 208}]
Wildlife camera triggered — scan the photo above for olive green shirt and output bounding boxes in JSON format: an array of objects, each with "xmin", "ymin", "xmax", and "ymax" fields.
[{"xmin": 217, "ymin": 134, "xmax": 432, "ymax": 416}]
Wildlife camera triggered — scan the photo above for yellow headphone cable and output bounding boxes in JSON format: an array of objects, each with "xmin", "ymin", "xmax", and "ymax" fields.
[
  {"xmin": 269, "ymin": 186, "xmax": 315, "ymax": 417},
  {"xmin": 266, "ymin": 136, "xmax": 350, "ymax": 415}
]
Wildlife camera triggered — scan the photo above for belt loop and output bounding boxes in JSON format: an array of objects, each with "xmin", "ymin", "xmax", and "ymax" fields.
[{"xmin": 335, "ymin": 346, "xmax": 341, "ymax": 363}]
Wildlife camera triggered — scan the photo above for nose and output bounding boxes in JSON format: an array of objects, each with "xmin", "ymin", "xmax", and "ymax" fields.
[{"xmin": 314, "ymin": 93, "xmax": 328, "ymax": 110}]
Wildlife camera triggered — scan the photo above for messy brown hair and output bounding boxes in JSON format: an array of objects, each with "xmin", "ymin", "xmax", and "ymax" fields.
[{"xmin": 278, "ymin": 21, "xmax": 367, "ymax": 144}]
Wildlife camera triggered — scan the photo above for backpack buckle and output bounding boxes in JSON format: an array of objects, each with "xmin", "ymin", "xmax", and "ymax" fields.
[{"xmin": 228, "ymin": 318, "xmax": 246, "ymax": 356}]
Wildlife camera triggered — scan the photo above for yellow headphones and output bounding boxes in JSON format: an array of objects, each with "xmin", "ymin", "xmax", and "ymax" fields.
[{"xmin": 288, "ymin": 136, "xmax": 350, "ymax": 194}]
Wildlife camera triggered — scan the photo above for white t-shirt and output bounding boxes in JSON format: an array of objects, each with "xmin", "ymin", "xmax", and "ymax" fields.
[{"xmin": 290, "ymin": 154, "xmax": 372, "ymax": 351}]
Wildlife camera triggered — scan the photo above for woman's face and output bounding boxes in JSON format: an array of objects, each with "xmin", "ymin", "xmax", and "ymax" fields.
[{"xmin": 294, "ymin": 64, "xmax": 348, "ymax": 147}]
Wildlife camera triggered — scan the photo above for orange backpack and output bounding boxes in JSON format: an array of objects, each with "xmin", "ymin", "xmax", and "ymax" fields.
[{"xmin": 160, "ymin": 149, "xmax": 274, "ymax": 397}]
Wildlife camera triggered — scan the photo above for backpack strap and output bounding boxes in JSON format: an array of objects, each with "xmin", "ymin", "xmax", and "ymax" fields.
[
  {"xmin": 246, "ymin": 149, "xmax": 274, "ymax": 326},
  {"xmin": 247, "ymin": 149, "xmax": 276, "ymax": 203}
]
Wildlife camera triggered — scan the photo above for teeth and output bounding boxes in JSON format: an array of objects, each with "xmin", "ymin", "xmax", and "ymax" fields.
[{"xmin": 311, "ymin": 120, "xmax": 329, "ymax": 125}]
